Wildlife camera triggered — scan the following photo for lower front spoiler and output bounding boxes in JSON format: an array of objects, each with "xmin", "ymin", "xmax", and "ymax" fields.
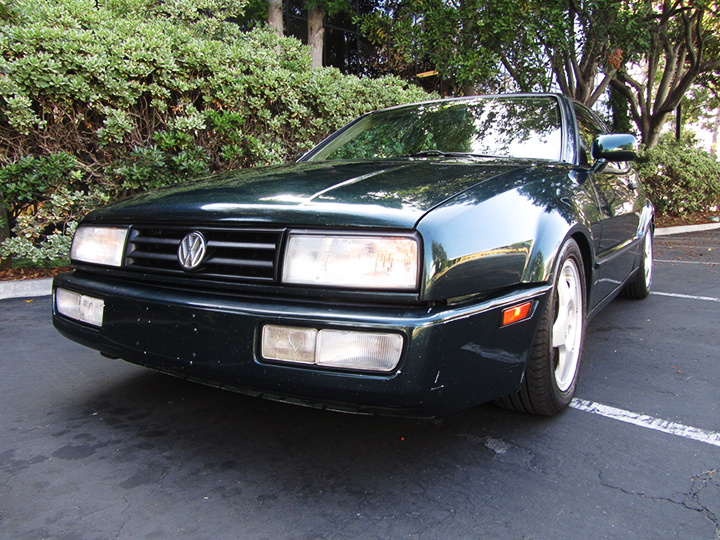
[{"xmin": 52, "ymin": 273, "xmax": 551, "ymax": 417}]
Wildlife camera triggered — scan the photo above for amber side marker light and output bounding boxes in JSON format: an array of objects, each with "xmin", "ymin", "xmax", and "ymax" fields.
[{"xmin": 502, "ymin": 301, "xmax": 533, "ymax": 326}]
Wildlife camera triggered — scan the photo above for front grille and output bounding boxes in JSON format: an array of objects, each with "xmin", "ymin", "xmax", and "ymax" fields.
[{"xmin": 124, "ymin": 226, "xmax": 284, "ymax": 283}]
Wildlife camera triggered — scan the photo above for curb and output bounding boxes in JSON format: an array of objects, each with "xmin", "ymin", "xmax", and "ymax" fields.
[
  {"xmin": 1, "ymin": 223, "xmax": 719, "ymax": 301},
  {"xmin": 653, "ymin": 222, "xmax": 720, "ymax": 237},
  {"xmin": 0, "ymin": 277, "xmax": 54, "ymax": 301}
]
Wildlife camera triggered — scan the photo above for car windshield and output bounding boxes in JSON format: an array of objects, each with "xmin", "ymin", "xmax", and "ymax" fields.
[{"xmin": 307, "ymin": 96, "xmax": 563, "ymax": 162}]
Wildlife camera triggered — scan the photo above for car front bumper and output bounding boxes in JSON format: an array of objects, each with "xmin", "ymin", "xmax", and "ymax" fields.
[{"xmin": 52, "ymin": 272, "xmax": 551, "ymax": 417}]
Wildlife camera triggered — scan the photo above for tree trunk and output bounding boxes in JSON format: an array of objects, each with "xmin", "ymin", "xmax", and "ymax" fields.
[
  {"xmin": 308, "ymin": 5, "xmax": 324, "ymax": 69},
  {"xmin": 712, "ymin": 108, "xmax": 719, "ymax": 156},
  {"xmin": 644, "ymin": 110, "xmax": 672, "ymax": 150},
  {"xmin": 0, "ymin": 205, "xmax": 11, "ymax": 270},
  {"xmin": 462, "ymin": 82, "xmax": 476, "ymax": 96},
  {"xmin": 267, "ymin": 0, "xmax": 283, "ymax": 35}
]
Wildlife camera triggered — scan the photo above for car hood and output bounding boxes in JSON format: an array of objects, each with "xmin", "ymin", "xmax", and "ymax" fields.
[{"xmin": 89, "ymin": 159, "xmax": 537, "ymax": 229}]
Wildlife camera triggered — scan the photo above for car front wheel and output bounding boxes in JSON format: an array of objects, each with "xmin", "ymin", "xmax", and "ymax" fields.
[
  {"xmin": 496, "ymin": 238, "xmax": 586, "ymax": 416},
  {"xmin": 620, "ymin": 229, "xmax": 653, "ymax": 299}
]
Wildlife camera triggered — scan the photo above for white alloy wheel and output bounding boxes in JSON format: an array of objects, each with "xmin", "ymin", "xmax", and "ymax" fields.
[
  {"xmin": 551, "ymin": 258, "xmax": 583, "ymax": 392},
  {"xmin": 620, "ymin": 228, "xmax": 654, "ymax": 300},
  {"xmin": 494, "ymin": 238, "xmax": 586, "ymax": 416},
  {"xmin": 642, "ymin": 232, "xmax": 653, "ymax": 290}
]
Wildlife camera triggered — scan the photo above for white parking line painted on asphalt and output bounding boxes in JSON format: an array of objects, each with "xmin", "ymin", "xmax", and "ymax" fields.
[
  {"xmin": 570, "ymin": 399, "xmax": 720, "ymax": 448},
  {"xmin": 651, "ymin": 291, "xmax": 720, "ymax": 303}
]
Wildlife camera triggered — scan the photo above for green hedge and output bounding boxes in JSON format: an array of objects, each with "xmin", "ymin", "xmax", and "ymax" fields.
[
  {"xmin": 0, "ymin": 0, "xmax": 429, "ymax": 265},
  {"xmin": 636, "ymin": 137, "xmax": 720, "ymax": 217}
]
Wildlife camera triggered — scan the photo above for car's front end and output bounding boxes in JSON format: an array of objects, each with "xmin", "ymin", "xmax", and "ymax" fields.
[{"xmin": 53, "ymin": 154, "xmax": 560, "ymax": 416}]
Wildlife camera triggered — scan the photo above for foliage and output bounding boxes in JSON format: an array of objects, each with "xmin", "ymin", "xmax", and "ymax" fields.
[
  {"xmin": 0, "ymin": 0, "xmax": 428, "ymax": 264},
  {"xmin": 0, "ymin": 151, "xmax": 109, "ymax": 265},
  {"xmin": 305, "ymin": 0, "xmax": 351, "ymax": 16},
  {"xmin": 542, "ymin": 0, "xmax": 649, "ymax": 106},
  {"xmin": 108, "ymin": 132, "xmax": 211, "ymax": 195},
  {"xmin": 682, "ymin": 84, "xmax": 720, "ymax": 152},
  {"xmin": 357, "ymin": 0, "xmax": 648, "ymax": 99},
  {"xmin": 357, "ymin": 0, "xmax": 719, "ymax": 147},
  {"xmin": 359, "ymin": 0, "xmax": 512, "ymax": 95},
  {"xmin": 0, "ymin": 152, "xmax": 84, "ymax": 222},
  {"xmin": 611, "ymin": 1, "xmax": 720, "ymax": 149},
  {"xmin": 636, "ymin": 137, "xmax": 720, "ymax": 216},
  {"xmin": 230, "ymin": 0, "xmax": 270, "ymax": 31},
  {"xmin": 0, "ymin": 184, "xmax": 109, "ymax": 265},
  {"xmin": 0, "ymin": 0, "xmax": 427, "ymax": 166}
]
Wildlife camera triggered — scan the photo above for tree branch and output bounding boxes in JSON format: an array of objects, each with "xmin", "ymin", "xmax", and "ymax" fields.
[
  {"xmin": 681, "ymin": 8, "xmax": 699, "ymax": 70},
  {"xmin": 550, "ymin": 49, "xmax": 571, "ymax": 96},
  {"xmin": 612, "ymin": 73, "xmax": 644, "ymax": 132},
  {"xmin": 588, "ymin": 68, "xmax": 617, "ymax": 107},
  {"xmin": 500, "ymin": 56, "xmax": 529, "ymax": 92},
  {"xmin": 654, "ymin": 39, "xmax": 679, "ymax": 113}
]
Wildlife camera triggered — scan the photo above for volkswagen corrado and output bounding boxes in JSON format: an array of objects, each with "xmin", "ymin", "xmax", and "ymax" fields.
[{"xmin": 53, "ymin": 94, "xmax": 654, "ymax": 417}]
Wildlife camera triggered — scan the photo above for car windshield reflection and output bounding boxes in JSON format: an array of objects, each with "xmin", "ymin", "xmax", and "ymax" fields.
[{"xmin": 308, "ymin": 96, "xmax": 563, "ymax": 162}]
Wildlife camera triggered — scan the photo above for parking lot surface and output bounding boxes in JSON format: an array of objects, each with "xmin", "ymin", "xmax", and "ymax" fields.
[{"xmin": 1, "ymin": 230, "xmax": 718, "ymax": 540}]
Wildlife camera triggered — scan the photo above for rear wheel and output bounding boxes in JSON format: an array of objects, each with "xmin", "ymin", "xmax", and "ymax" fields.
[
  {"xmin": 496, "ymin": 239, "xmax": 586, "ymax": 416},
  {"xmin": 620, "ymin": 229, "xmax": 653, "ymax": 299}
]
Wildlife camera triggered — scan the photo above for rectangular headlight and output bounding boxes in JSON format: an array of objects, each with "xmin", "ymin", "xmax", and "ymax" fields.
[
  {"xmin": 282, "ymin": 233, "xmax": 419, "ymax": 290},
  {"xmin": 71, "ymin": 226, "xmax": 128, "ymax": 267}
]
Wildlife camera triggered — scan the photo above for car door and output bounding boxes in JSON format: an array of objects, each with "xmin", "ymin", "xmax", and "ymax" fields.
[{"xmin": 573, "ymin": 103, "xmax": 641, "ymax": 307}]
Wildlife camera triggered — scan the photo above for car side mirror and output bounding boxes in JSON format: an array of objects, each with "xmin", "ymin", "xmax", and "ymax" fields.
[{"xmin": 591, "ymin": 134, "xmax": 638, "ymax": 163}]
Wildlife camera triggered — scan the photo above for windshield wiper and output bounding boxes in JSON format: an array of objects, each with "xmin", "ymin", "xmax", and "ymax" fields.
[
  {"xmin": 404, "ymin": 149, "xmax": 451, "ymax": 158},
  {"xmin": 402, "ymin": 150, "xmax": 497, "ymax": 159}
]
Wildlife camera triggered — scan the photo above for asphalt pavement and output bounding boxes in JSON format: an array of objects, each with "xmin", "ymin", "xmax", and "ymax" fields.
[{"xmin": 1, "ymin": 227, "xmax": 718, "ymax": 540}]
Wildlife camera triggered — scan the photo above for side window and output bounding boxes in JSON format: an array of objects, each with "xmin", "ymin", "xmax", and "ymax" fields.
[{"xmin": 573, "ymin": 104, "xmax": 604, "ymax": 166}]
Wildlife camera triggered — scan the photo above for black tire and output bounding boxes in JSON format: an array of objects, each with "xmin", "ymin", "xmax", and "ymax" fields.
[
  {"xmin": 620, "ymin": 229, "xmax": 653, "ymax": 300},
  {"xmin": 495, "ymin": 239, "xmax": 586, "ymax": 416}
]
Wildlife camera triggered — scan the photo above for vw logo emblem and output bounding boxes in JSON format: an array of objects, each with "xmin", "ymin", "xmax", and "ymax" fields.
[{"xmin": 178, "ymin": 232, "xmax": 207, "ymax": 271}]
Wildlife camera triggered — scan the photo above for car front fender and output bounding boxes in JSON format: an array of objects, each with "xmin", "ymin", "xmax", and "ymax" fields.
[{"xmin": 417, "ymin": 183, "xmax": 592, "ymax": 302}]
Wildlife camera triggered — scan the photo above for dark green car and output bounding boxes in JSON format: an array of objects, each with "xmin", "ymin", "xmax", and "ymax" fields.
[{"xmin": 53, "ymin": 94, "xmax": 654, "ymax": 417}]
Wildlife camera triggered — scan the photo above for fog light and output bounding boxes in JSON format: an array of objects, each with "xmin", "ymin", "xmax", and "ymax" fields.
[
  {"xmin": 316, "ymin": 330, "xmax": 403, "ymax": 372},
  {"xmin": 56, "ymin": 288, "xmax": 104, "ymax": 327},
  {"xmin": 262, "ymin": 325, "xmax": 317, "ymax": 364},
  {"xmin": 261, "ymin": 325, "xmax": 403, "ymax": 372}
]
